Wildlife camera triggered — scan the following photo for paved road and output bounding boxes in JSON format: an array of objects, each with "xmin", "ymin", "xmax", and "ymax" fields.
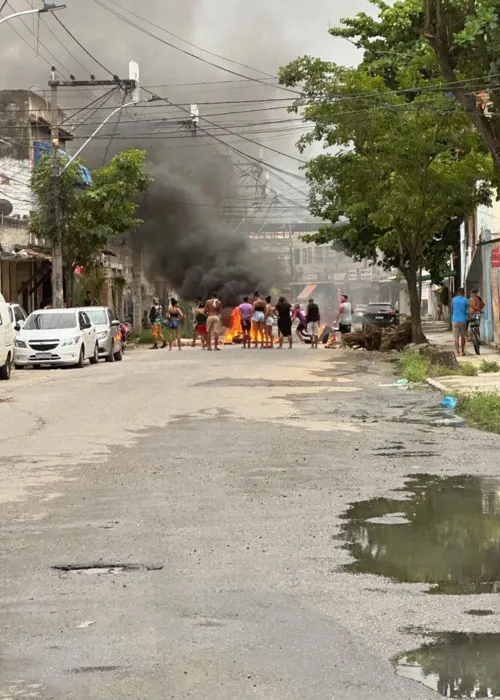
[{"xmin": 0, "ymin": 345, "xmax": 499, "ymax": 699}]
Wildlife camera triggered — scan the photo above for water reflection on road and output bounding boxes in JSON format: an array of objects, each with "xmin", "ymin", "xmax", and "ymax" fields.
[
  {"xmin": 396, "ymin": 633, "xmax": 500, "ymax": 698},
  {"xmin": 339, "ymin": 474, "xmax": 500, "ymax": 594}
]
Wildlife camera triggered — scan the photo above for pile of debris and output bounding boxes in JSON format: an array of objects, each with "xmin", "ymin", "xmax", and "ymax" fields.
[{"xmin": 343, "ymin": 320, "xmax": 413, "ymax": 352}]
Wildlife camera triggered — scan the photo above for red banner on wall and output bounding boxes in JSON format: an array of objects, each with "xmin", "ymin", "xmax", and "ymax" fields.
[{"xmin": 491, "ymin": 247, "xmax": 500, "ymax": 268}]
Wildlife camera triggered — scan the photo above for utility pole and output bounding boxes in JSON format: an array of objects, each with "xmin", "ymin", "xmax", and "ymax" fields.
[
  {"xmin": 50, "ymin": 78, "xmax": 64, "ymax": 308},
  {"xmin": 48, "ymin": 63, "xmax": 139, "ymax": 307}
]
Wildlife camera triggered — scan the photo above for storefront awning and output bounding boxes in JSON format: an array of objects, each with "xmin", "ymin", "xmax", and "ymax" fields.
[{"xmin": 297, "ymin": 284, "xmax": 317, "ymax": 299}]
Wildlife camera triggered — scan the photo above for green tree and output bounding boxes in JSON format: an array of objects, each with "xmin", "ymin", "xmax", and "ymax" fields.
[
  {"xmin": 30, "ymin": 149, "xmax": 152, "ymax": 305},
  {"xmin": 331, "ymin": 0, "xmax": 500, "ymax": 170},
  {"xmin": 280, "ymin": 53, "xmax": 493, "ymax": 341},
  {"xmin": 423, "ymin": 0, "xmax": 500, "ymax": 169}
]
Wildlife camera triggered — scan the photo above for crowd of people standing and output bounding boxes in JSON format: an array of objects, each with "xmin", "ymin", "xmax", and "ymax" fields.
[{"xmin": 148, "ymin": 291, "xmax": 353, "ymax": 351}]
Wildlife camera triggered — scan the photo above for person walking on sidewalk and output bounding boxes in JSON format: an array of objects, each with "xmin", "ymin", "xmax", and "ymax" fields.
[
  {"xmin": 149, "ymin": 298, "xmax": 166, "ymax": 350},
  {"xmin": 451, "ymin": 287, "xmax": 468, "ymax": 356}
]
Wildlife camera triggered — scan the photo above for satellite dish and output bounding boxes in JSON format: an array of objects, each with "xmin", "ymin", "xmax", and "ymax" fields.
[{"xmin": 0, "ymin": 199, "xmax": 13, "ymax": 216}]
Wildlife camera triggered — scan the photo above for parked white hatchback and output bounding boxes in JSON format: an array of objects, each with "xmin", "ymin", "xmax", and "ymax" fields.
[
  {"xmin": 0, "ymin": 292, "xmax": 14, "ymax": 380},
  {"xmin": 14, "ymin": 308, "xmax": 99, "ymax": 369}
]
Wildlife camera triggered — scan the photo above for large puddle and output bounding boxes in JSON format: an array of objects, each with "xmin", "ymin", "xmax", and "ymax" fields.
[
  {"xmin": 396, "ymin": 633, "xmax": 500, "ymax": 698},
  {"xmin": 339, "ymin": 474, "xmax": 500, "ymax": 594}
]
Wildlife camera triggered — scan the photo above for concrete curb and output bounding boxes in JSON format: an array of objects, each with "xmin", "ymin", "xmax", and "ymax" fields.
[{"xmin": 426, "ymin": 378, "xmax": 447, "ymax": 393}]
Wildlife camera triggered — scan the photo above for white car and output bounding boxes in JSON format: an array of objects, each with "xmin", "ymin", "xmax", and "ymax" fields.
[
  {"xmin": 0, "ymin": 293, "xmax": 14, "ymax": 380},
  {"xmin": 14, "ymin": 309, "xmax": 99, "ymax": 369},
  {"xmin": 8, "ymin": 303, "xmax": 28, "ymax": 338}
]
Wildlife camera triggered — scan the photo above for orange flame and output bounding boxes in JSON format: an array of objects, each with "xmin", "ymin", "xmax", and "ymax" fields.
[
  {"xmin": 223, "ymin": 307, "xmax": 243, "ymax": 344},
  {"xmin": 222, "ymin": 306, "xmax": 268, "ymax": 344}
]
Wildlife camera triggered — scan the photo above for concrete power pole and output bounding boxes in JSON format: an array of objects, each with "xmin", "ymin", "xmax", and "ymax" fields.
[
  {"xmin": 131, "ymin": 245, "xmax": 143, "ymax": 333},
  {"xmin": 50, "ymin": 77, "xmax": 64, "ymax": 308},
  {"xmin": 48, "ymin": 63, "xmax": 139, "ymax": 307}
]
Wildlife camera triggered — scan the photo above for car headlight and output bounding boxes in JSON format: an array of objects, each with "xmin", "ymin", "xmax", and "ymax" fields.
[
  {"xmin": 14, "ymin": 338, "xmax": 27, "ymax": 348},
  {"xmin": 97, "ymin": 331, "xmax": 108, "ymax": 340},
  {"xmin": 61, "ymin": 336, "xmax": 81, "ymax": 347}
]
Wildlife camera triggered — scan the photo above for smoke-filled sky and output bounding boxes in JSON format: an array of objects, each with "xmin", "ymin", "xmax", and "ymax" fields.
[{"xmin": 2, "ymin": 0, "xmax": 370, "ymax": 302}]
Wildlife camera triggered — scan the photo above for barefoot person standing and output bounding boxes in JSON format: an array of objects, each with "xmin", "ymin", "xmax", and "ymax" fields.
[
  {"xmin": 205, "ymin": 291, "xmax": 223, "ymax": 351},
  {"xmin": 276, "ymin": 296, "xmax": 293, "ymax": 348},
  {"xmin": 166, "ymin": 298, "xmax": 184, "ymax": 351},
  {"xmin": 238, "ymin": 296, "xmax": 253, "ymax": 349},
  {"xmin": 193, "ymin": 301, "xmax": 207, "ymax": 350},
  {"xmin": 336, "ymin": 294, "xmax": 352, "ymax": 348},
  {"xmin": 292, "ymin": 303, "xmax": 307, "ymax": 343},
  {"xmin": 264, "ymin": 296, "xmax": 275, "ymax": 348},
  {"xmin": 306, "ymin": 297, "xmax": 320, "ymax": 349},
  {"xmin": 252, "ymin": 293, "xmax": 266, "ymax": 349}
]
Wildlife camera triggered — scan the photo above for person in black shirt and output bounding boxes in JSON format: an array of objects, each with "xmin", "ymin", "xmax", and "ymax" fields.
[
  {"xmin": 276, "ymin": 296, "xmax": 293, "ymax": 348},
  {"xmin": 306, "ymin": 297, "xmax": 320, "ymax": 349}
]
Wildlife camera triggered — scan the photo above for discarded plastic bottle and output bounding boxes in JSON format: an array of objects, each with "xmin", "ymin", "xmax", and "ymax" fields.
[{"xmin": 433, "ymin": 417, "xmax": 466, "ymax": 428}]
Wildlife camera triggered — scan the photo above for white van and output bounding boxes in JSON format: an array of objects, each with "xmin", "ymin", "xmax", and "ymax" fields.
[{"xmin": 0, "ymin": 293, "xmax": 14, "ymax": 380}]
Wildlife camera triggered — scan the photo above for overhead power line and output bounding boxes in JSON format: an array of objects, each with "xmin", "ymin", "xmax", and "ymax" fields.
[
  {"xmin": 52, "ymin": 13, "xmax": 116, "ymax": 78},
  {"xmin": 104, "ymin": 0, "xmax": 274, "ymax": 79},
  {"xmin": 90, "ymin": 0, "xmax": 301, "ymax": 95}
]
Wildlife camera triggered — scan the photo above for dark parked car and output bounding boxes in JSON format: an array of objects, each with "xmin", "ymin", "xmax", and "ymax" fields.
[{"xmin": 362, "ymin": 302, "xmax": 400, "ymax": 327}]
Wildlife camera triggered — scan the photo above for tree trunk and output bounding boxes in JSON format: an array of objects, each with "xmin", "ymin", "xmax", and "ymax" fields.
[
  {"xmin": 404, "ymin": 267, "xmax": 426, "ymax": 344},
  {"xmin": 131, "ymin": 246, "xmax": 143, "ymax": 334},
  {"xmin": 65, "ymin": 266, "xmax": 74, "ymax": 307}
]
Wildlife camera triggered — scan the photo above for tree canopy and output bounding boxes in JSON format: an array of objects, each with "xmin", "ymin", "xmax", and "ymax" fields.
[
  {"xmin": 279, "ymin": 3, "xmax": 494, "ymax": 341},
  {"xmin": 30, "ymin": 149, "xmax": 152, "ymax": 304}
]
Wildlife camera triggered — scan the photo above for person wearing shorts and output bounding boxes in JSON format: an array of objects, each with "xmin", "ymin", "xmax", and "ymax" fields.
[
  {"xmin": 306, "ymin": 297, "xmax": 320, "ymax": 349},
  {"xmin": 194, "ymin": 302, "xmax": 207, "ymax": 350},
  {"xmin": 336, "ymin": 294, "xmax": 352, "ymax": 347},
  {"xmin": 276, "ymin": 296, "xmax": 293, "ymax": 348},
  {"xmin": 252, "ymin": 293, "xmax": 266, "ymax": 349},
  {"xmin": 205, "ymin": 292, "xmax": 223, "ymax": 351},
  {"xmin": 292, "ymin": 304, "xmax": 307, "ymax": 343},
  {"xmin": 264, "ymin": 295, "xmax": 275, "ymax": 348},
  {"xmin": 238, "ymin": 296, "xmax": 253, "ymax": 349},
  {"xmin": 451, "ymin": 287, "xmax": 468, "ymax": 356}
]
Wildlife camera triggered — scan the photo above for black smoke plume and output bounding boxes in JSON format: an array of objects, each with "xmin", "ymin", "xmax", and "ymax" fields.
[{"xmin": 134, "ymin": 164, "xmax": 275, "ymax": 305}]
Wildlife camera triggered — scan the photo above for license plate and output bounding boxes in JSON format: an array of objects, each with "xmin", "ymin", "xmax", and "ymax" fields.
[
  {"xmin": 376, "ymin": 316, "xmax": 384, "ymax": 320},
  {"xmin": 35, "ymin": 353, "xmax": 52, "ymax": 360}
]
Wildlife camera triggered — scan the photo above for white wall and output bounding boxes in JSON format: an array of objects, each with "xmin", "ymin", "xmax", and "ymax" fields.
[{"xmin": 0, "ymin": 157, "xmax": 35, "ymax": 218}]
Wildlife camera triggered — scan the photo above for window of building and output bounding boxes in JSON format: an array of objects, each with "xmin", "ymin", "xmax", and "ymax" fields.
[{"xmin": 294, "ymin": 249, "xmax": 301, "ymax": 265}]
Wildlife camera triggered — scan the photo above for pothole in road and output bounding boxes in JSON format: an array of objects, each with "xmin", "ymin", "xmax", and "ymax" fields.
[
  {"xmin": 69, "ymin": 665, "xmax": 124, "ymax": 674},
  {"xmin": 338, "ymin": 474, "xmax": 500, "ymax": 594},
  {"xmin": 395, "ymin": 633, "xmax": 500, "ymax": 698},
  {"xmin": 53, "ymin": 562, "xmax": 163, "ymax": 575},
  {"xmin": 466, "ymin": 609, "xmax": 495, "ymax": 616}
]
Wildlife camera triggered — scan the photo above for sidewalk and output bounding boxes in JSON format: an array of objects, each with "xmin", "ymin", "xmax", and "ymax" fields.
[{"xmin": 425, "ymin": 323, "xmax": 500, "ymax": 394}]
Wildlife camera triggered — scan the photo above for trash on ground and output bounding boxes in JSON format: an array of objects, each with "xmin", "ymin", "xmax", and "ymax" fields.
[
  {"xmin": 440, "ymin": 396, "xmax": 458, "ymax": 410},
  {"xmin": 77, "ymin": 620, "xmax": 95, "ymax": 628},
  {"xmin": 395, "ymin": 378, "xmax": 409, "ymax": 386}
]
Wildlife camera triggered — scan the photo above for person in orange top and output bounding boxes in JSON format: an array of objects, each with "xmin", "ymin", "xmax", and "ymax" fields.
[{"xmin": 469, "ymin": 289, "xmax": 485, "ymax": 315}]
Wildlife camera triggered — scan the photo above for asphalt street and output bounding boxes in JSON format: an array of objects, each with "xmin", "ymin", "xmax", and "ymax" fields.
[{"xmin": 0, "ymin": 344, "xmax": 499, "ymax": 699}]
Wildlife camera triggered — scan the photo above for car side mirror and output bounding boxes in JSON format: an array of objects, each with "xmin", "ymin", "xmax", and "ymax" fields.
[
  {"xmin": 111, "ymin": 319, "xmax": 120, "ymax": 327},
  {"xmin": 14, "ymin": 324, "xmax": 21, "ymax": 332}
]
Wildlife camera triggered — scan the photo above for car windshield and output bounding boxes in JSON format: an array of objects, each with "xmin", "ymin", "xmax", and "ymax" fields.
[
  {"xmin": 84, "ymin": 309, "xmax": 108, "ymax": 325},
  {"xmin": 24, "ymin": 312, "xmax": 77, "ymax": 330},
  {"xmin": 367, "ymin": 304, "xmax": 393, "ymax": 313}
]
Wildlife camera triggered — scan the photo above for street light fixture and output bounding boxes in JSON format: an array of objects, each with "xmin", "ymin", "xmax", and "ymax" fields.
[
  {"xmin": 0, "ymin": 1, "xmax": 66, "ymax": 26},
  {"xmin": 62, "ymin": 95, "xmax": 162, "ymax": 172}
]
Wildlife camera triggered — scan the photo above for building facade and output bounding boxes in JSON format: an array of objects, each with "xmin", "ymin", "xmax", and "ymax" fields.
[
  {"xmin": 461, "ymin": 199, "xmax": 500, "ymax": 344},
  {"xmin": 0, "ymin": 89, "xmax": 75, "ymax": 311}
]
